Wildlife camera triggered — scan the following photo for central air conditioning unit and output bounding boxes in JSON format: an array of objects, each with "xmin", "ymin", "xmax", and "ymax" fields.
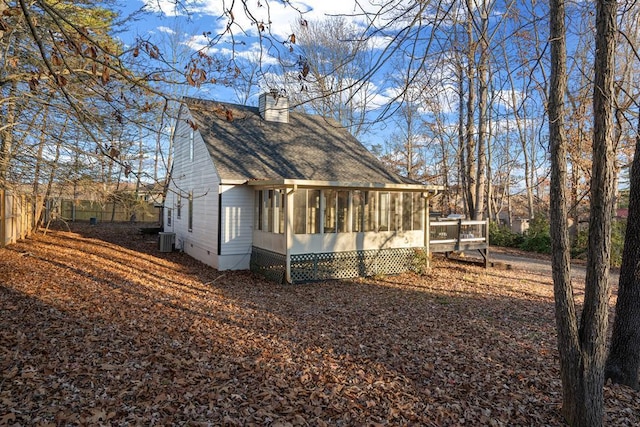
[{"xmin": 158, "ymin": 232, "xmax": 175, "ymax": 252}]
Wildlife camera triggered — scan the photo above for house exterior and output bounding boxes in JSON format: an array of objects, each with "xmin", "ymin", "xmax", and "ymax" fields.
[{"xmin": 163, "ymin": 93, "xmax": 444, "ymax": 283}]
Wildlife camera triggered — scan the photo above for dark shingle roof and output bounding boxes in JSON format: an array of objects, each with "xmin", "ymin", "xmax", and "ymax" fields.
[{"xmin": 183, "ymin": 97, "xmax": 409, "ymax": 184}]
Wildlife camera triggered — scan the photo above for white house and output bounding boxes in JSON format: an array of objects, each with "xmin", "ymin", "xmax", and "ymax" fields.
[{"xmin": 163, "ymin": 93, "xmax": 444, "ymax": 283}]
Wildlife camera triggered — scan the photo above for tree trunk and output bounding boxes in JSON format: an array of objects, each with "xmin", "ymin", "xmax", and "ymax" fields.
[
  {"xmin": 32, "ymin": 108, "xmax": 49, "ymax": 228},
  {"xmin": 474, "ymin": 3, "xmax": 489, "ymax": 221},
  {"xmin": 579, "ymin": 0, "xmax": 617, "ymax": 420},
  {"xmin": 548, "ymin": 0, "xmax": 617, "ymax": 424},
  {"xmin": 548, "ymin": 1, "xmax": 582, "ymax": 424},
  {"xmin": 0, "ymin": 82, "xmax": 18, "ymax": 188},
  {"xmin": 605, "ymin": 112, "xmax": 640, "ymax": 390},
  {"xmin": 457, "ymin": 61, "xmax": 469, "ymax": 216},
  {"xmin": 464, "ymin": 0, "xmax": 477, "ymax": 219}
]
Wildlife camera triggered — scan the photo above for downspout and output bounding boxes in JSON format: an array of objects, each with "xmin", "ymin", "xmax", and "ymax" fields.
[{"xmin": 1, "ymin": 189, "xmax": 5, "ymax": 247}]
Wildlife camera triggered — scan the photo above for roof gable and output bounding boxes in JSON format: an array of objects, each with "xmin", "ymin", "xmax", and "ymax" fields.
[{"xmin": 183, "ymin": 97, "xmax": 409, "ymax": 185}]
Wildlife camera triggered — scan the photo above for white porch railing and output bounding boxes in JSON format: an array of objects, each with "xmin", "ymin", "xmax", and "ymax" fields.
[{"xmin": 429, "ymin": 219, "xmax": 489, "ymax": 266}]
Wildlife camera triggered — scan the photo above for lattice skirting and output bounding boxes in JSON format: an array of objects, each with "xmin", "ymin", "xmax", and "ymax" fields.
[
  {"xmin": 250, "ymin": 247, "xmax": 286, "ymax": 284},
  {"xmin": 290, "ymin": 248, "xmax": 419, "ymax": 284},
  {"xmin": 251, "ymin": 247, "xmax": 424, "ymax": 284}
]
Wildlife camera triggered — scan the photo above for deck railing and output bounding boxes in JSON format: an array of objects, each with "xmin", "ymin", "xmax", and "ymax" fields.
[{"xmin": 429, "ymin": 219, "xmax": 489, "ymax": 253}]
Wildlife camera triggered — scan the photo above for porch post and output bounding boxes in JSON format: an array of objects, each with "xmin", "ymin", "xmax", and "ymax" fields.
[
  {"xmin": 424, "ymin": 193, "xmax": 431, "ymax": 269},
  {"xmin": 285, "ymin": 187, "xmax": 295, "ymax": 283}
]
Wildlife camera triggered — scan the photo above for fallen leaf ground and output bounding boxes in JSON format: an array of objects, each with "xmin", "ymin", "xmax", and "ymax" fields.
[{"xmin": 1, "ymin": 223, "xmax": 638, "ymax": 426}]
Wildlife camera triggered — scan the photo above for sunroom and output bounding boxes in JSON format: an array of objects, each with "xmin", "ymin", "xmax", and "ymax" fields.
[{"xmin": 249, "ymin": 179, "xmax": 443, "ymax": 284}]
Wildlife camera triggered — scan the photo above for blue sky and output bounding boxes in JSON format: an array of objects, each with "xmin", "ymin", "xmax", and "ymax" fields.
[
  {"xmin": 113, "ymin": 0, "xmax": 555, "ymax": 189},
  {"xmin": 115, "ymin": 0, "xmax": 414, "ymax": 151},
  {"xmin": 119, "ymin": 0, "xmax": 384, "ymax": 103}
]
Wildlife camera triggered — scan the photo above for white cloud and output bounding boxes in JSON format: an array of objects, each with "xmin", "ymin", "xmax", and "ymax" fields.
[
  {"xmin": 142, "ymin": 0, "xmax": 382, "ymax": 39},
  {"xmin": 156, "ymin": 26, "xmax": 176, "ymax": 34}
]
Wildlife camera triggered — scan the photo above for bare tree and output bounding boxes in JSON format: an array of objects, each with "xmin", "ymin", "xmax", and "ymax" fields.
[
  {"xmin": 549, "ymin": 0, "xmax": 617, "ymax": 423},
  {"xmin": 606, "ymin": 111, "xmax": 640, "ymax": 389},
  {"xmin": 283, "ymin": 16, "xmax": 375, "ymax": 138}
]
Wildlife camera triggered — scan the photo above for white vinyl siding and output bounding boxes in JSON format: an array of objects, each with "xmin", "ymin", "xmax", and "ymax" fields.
[
  {"xmin": 220, "ymin": 185, "xmax": 254, "ymax": 256},
  {"xmin": 165, "ymin": 107, "xmax": 220, "ymax": 267}
]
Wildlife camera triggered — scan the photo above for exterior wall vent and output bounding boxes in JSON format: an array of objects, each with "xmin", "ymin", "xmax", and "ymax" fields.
[{"xmin": 259, "ymin": 91, "xmax": 289, "ymax": 123}]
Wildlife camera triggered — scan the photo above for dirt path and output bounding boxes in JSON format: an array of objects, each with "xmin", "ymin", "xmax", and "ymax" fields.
[
  {"xmin": 457, "ymin": 247, "xmax": 620, "ymax": 286},
  {"xmin": 492, "ymin": 248, "xmax": 620, "ymax": 284}
]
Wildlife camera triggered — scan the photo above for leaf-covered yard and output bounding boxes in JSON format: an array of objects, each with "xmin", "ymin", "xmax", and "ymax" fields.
[{"xmin": 1, "ymin": 224, "xmax": 638, "ymax": 426}]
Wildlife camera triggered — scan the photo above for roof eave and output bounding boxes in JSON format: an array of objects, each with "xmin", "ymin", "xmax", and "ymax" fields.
[
  {"xmin": 246, "ymin": 178, "xmax": 445, "ymax": 193},
  {"xmin": 220, "ymin": 179, "xmax": 248, "ymax": 185}
]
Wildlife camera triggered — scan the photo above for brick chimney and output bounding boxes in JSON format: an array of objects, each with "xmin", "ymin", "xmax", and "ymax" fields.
[{"xmin": 259, "ymin": 90, "xmax": 289, "ymax": 124}]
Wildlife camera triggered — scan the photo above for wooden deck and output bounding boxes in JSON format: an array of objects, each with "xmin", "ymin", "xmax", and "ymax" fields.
[{"xmin": 429, "ymin": 219, "xmax": 489, "ymax": 267}]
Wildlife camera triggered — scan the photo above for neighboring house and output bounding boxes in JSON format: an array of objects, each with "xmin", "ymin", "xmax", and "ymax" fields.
[
  {"xmin": 164, "ymin": 92, "xmax": 444, "ymax": 283},
  {"xmin": 616, "ymin": 208, "xmax": 629, "ymax": 219}
]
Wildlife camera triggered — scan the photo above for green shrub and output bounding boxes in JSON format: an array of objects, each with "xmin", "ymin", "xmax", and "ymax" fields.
[
  {"xmin": 573, "ymin": 220, "xmax": 626, "ymax": 267},
  {"xmin": 525, "ymin": 216, "xmax": 627, "ymax": 267},
  {"xmin": 611, "ymin": 220, "xmax": 626, "ymax": 267},
  {"xmin": 413, "ymin": 249, "xmax": 431, "ymax": 275},
  {"xmin": 520, "ymin": 233, "xmax": 552, "ymax": 254},
  {"xmin": 571, "ymin": 228, "xmax": 588, "ymax": 260},
  {"xmin": 489, "ymin": 221, "xmax": 524, "ymax": 247},
  {"xmin": 519, "ymin": 216, "xmax": 552, "ymax": 254}
]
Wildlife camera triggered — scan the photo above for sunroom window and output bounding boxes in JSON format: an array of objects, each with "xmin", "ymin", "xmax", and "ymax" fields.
[
  {"xmin": 255, "ymin": 191, "xmax": 263, "ymax": 230},
  {"xmin": 276, "ymin": 190, "xmax": 285, "ymax": 233},
  {"xmin": 352, "ymin": 190, "xmax": 364, "ymax": 232},
  {"xmin": 293, "ymin": 189, "xmax": 321, "ymax": 234},
  {"xmin": 413, "ymin": 193, "xmax": 424, "ymax": 230},
  {"xmin": 402, "ymin": 193, "xmax": 412, "ymax": 230},
  {"xmin": 337, "ymin": 190, "xmax": 349, "ymax": 232},
  {"xmin": 263, "ymin": 190, "xmax": 272, "ymax": 232},
  {"xmin": 288, "ymin": 188, "xmax": 426, "ymax": 235},
  {"xmin": 294, "ymin": 190, "xmax": 306, "ymax": 234},
  {"xmin": 390, "ymin": 192, "xmax": 401, "ymax": 232},
  {"xmin": 364, "ymin": 191, "xmax": 377, "ymax": 232},
  {"xmin": 324, "ymin": 189, "xmax": 336, "ymax": 233},
  {"xmin": 255, "ymin": 189, "xmax": 285, "ymax": 233},
  {"xmin": 378, "ymin": 192, "xmax": 389, "ymax": 231}
]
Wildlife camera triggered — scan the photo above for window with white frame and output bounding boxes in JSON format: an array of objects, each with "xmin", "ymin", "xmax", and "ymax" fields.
[
  {"xmin": 337, "ymin": 190, "xmax": 349, "ymax": 232},
  {"xmin": 255, "ymin": 189, "xmax": 285, "ymax": 234},
  {"xmin": 401, "ymin": 193, "xmax": 411, "ymax": 230},
  {"xmin": 364, "ymin": 191, "xmax": 377, "ymax": 232},
  {"xmin": 188, "ymin": 192, "xmax": 193, "ymax": 231},
  {"xmin": 263, "ymin": 189, "xmax": 272, "ymax": 232},
  {"xmin": 288, "ymin": 188, "xmax": 426, "ymax": 235},
  {"xmin": 378, "ymin": 192, "xmax": 390, "ymax": 231},
  {"xmin": 293, "ymin": 189, "xmax": 320, "ymax": 234},
  {"xmin": 412, "ymin": 193, "xmax": 424, "ymax": 230},
  {"xmin": 390, "ymin": 192, "xmax": 401, "ymax": 232},
  {"xmin": 294, "ymin": 190, "xmax": 307, "ymax": 234},
  {"xmin": 255, "ymin": 191, "xmax": 262, "ymax": 230},
  {"xmin": 324, "ymin": 189, "xmax": 337, "ymax": 233},
  {"xmin": 352, "ymin": 190, "xmax": 364, "ymax": 232},
  {"xmin": 276, "ymin": 190, "xmax": 285, "ymax": 233}
]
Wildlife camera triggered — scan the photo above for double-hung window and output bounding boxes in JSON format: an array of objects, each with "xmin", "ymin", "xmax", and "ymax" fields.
[{"xmin": 188, "ymin": 192, "xmax": 193, "ymax": 232}]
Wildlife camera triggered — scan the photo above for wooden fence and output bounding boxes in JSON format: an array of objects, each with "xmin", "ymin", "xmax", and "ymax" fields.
[
  {"xmin": 0, "ymin": 189, "xmax": 36, "ymax": 248},
  {"xmin": 45, "ymin": 199, "xmax": 161, "ymax": 224}
]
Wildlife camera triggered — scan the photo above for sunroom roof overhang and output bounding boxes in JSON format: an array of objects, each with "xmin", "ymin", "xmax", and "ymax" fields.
[{"xmin": 244, "ymin": 178, "xmax": 445, "ymax": 194}]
